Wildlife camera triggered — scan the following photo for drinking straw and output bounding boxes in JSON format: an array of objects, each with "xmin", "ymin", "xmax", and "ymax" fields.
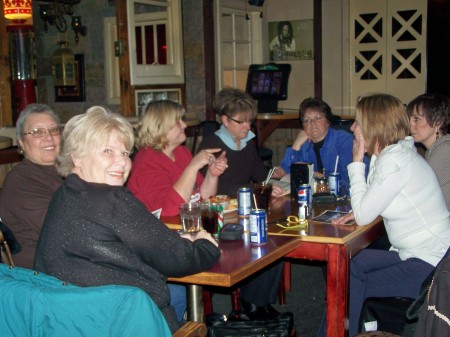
[
  {"xmin": 333, "ymin": 155, "xmax": 339, "ymax": 174},
  {"xmin": 264, "ymin": 167, "xmax": 275, "ymax": 184},
  {"xmin": 252, "ymin": 193, "xmax": 259, "ymax": 210}
]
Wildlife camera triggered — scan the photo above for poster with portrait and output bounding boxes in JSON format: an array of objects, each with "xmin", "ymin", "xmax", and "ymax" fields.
[{"xmin": 268, "ymin": 20, "xmax": 314, "ymax": 61}]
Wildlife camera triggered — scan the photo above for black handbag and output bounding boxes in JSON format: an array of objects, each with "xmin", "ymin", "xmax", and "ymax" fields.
[{"xmin": 206, "ymin": 312, "xmax": 295, "ymax": 337}]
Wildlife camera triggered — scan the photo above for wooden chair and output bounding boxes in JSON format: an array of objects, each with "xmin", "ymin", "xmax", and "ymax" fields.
[{"xmin": 0, "ymin": 229, "xmax": 14, "ymax": 267}]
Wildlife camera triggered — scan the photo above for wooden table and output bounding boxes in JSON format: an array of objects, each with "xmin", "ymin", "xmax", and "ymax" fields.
[
  {"xmin": 267, "ymin": 197, "xmax": 386, "ymax": 337},
  {"xmin": 162, "ymin": 215, "xmax": 302, "ymax": 322},
  {"xmin": 255, "ymin": 111, "xmax": 299, "ymax": 147}
]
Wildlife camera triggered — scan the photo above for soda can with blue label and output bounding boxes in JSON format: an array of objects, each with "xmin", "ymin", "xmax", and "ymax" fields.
[
  {"xmin": 238, "ymin": 187, "xmax": 252, "ymax": 217},
  {"xmin": 298, "ymin": 184, "xmax": 312, "ymax": 205},
  {"xmin": 249, "ymin": 209, "xmax": 267, "ymax": 245},
  {"xmin": 328, "ymin": 173, "xmax": 341, "ymax": 196}
]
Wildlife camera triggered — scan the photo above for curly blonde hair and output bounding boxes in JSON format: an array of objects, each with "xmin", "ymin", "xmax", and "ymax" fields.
[{"xmin": 57, "ymin": 106, "xmax": 134, "ymax": 177}]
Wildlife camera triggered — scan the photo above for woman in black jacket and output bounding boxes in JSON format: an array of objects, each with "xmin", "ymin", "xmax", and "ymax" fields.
[{"xmin": 34, "ymin": 106, "xmax": 220, "ymax": 333}]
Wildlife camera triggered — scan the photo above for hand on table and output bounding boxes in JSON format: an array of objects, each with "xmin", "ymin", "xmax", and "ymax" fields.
[
  {"xmin": 180, "ymin": 229, "xmax": 219, "ymax": 247},
  {"xmin": 331, "ymin": 212, "xmax": 355, "ymax": 226},
  {"xmin": 271, "ymin": 184, "xmax": 284, "ymax": 197}
]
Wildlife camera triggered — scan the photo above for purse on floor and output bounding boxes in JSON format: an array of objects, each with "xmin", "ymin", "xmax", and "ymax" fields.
[{"xmin": 206, "ymin": 312, "xmax": 295, "ymax": 337}]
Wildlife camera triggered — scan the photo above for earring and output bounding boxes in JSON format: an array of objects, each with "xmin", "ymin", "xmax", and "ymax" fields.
[
  {"xmin": 18, "ymin": 147, "xmax": 24, "ymax": 156},
  {"xmin": 436, "ymin": 129, "xmax": 440, "ymax": 141}
]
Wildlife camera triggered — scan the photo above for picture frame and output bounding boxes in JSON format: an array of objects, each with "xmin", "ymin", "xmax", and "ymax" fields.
[
  {"xmin": 135, "ymin": 88, "xmax": 182, "ymax": 116},
  {"xmin": 55, "ymin": 54, "xmax": 86, "ymax": 102},
  {"xmin": 268, "ymin": 20, "xmax": 314, "ymax": 61}
]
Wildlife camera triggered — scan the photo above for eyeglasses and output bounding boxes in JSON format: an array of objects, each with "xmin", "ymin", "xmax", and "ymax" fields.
[
  {"xmin": 302, "ymin": 115, "xmax": 324, "ymax": 125},
  {"xmin": 226, "ymin": 115, "xmax": 254, "ymax": 125},
  {"xmin": 23, "ymin": 127, "xmax": 61, "ymax": 138}
]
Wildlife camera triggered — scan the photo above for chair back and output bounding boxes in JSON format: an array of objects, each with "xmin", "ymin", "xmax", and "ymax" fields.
[
  {"xmin": 0, "ymin": 264, "xmax": 173, "ymax": 337},
  {"xmin": 0, "ymin": 230, "xmax": 14, "ymax": 267},
  {"xmin": 191, "ymin": 120, "xmax": 220, "ymax": 154}
]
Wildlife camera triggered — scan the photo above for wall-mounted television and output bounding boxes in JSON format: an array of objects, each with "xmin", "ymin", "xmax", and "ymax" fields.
[{"xmin": 245, "ymin": 63, "xmax": 291, "ymax": 113}]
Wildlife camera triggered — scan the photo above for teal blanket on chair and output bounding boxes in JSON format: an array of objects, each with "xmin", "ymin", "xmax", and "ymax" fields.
[{"xmin": 0, "ymin": 264, "xmax": 171, "ymax": 337}]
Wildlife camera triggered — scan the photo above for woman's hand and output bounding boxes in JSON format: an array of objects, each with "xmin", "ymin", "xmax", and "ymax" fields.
[
  {"xmin": 352, "ymin": 125, "xmax": 366, "ymax": 162},
  {"xmin": 190, "ymin": 148, "xmax": 222, "ymax": 170},
  {"xmin": 271, "ymin": 166, "xmax": 286, "ymax": 179},
  {"xmin": 291, "ymin": 129, "xmax": 309, "ymax": 150},
  {"xmin": 207, "ymin": 151, "xmax": 228, "ymax": 177},
  {"xmin": 194, "ymin": 230, "xmax": 218, "ymax": 247},
  {"xmin": 271, "ymin": 184, "xmax": 284, "ymax": 197},
  {"xmin": 331, "ymin": 212, "xmax": 355, "ymax": 225}
]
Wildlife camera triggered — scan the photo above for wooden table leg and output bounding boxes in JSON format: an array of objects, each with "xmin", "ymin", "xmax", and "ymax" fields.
[
  {"xmin": 187, "ymin": 284, "xmax": 205, "ymax": 322},
  {"xmin": 326, "ymin": 244, "xmax": 349, "ymax": 337}
]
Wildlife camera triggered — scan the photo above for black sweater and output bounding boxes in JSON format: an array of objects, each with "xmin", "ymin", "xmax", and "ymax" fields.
[
  {"xmin": 198, "ymin": 135, "xmax": 269, "ymax": 197},
  {"xmin": 35, "ymin": 174, "xmax": 220, "ymax": 332}
]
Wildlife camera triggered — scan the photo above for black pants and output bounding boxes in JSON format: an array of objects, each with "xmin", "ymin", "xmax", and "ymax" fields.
[{"xmin": 239, "ymin": 261, "xmax": 283, "ymax": 307}]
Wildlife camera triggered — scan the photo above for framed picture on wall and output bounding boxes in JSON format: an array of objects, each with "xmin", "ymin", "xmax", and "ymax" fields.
[
  {"xmin": 135, "ymin": 88, "xmax": 182, "ymax": 116},
  {"xmin": 268, "ymin": 20, "xmax": 314, "ymax": 61},
  {"xmin": 55, "ymin": 54, "xmax": 86, "ymax": 102}
]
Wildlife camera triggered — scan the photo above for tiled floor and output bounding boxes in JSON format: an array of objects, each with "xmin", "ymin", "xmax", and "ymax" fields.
[{"xmin": 211, "ymin": 260, "xmax": 327, "ymax": 337}]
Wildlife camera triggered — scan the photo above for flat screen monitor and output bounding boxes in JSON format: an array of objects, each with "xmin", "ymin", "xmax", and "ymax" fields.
[{"xmin": 245, "ymin": 63, "xmax": 291, "ymax": 113}]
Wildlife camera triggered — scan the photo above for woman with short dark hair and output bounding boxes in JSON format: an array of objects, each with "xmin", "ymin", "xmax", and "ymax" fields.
[{"xmin": 407, "ymin": 93, "xmax": 450, "ymax": 210}]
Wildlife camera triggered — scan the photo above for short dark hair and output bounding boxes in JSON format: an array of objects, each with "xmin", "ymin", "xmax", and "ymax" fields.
[
  {"xmin": 299, "ymin": 97, "xmax": 333, "ymax": 126},
  {"xmin": 406, "ymin": 93, "xmax": 450, "ymax": 135},
  {"xmin": 213, "ymin": 88, "xmax": 257, "ymax": 118}
]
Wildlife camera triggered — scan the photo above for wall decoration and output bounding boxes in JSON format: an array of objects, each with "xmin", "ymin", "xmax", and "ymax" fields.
[
  {"xmin": 55, "ymin": 54, "xmax": 85, "ymax": 102},
  {"xmin": 268, "ymin": 20, "xmax": 314, "ymax": 61},
  {"xmin": 135, "ymin": 88, "xmax": 182, "ymax": 116}
]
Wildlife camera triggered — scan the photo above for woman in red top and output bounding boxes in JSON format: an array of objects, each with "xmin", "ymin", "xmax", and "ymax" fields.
[{"xmin": 127, "ymin": 100, "xmax": 228, "ymax": 216}]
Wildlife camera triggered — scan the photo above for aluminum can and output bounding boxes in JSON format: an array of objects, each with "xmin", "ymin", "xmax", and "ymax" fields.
[
  {"xmin": 298, "ymin": 203, "xmax": 308, "ymax": 219},
  {"xmin": 328, "ymin": 173, "xmax": 341, "ymax": 196},
  {"xmin": 238, "ymin": 187, "xmax": 252, "ymax": 217},
  {"xmin": 239, "ymin": 216, "xmax": 250, "ymax": 233},
  {"xmin": 297, "ymin": 184, "xmax": 312, "ymax": 206},
  {"xmin": 249, "ymin": 209, "xmax": 267, "ymax": 245}
]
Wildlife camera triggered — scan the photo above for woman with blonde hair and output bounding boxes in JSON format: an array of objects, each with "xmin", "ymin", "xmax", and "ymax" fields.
[
  {"xmin": 127, "ymin": 100, "xmax": 228, "ymax": 216},
  {"xmin": 35, "ymin": 106, "xmax": 220, "ymax": 333},
  {"xmin": 330, "ymin": 93, "xmax": 450, "ymax": 336}
]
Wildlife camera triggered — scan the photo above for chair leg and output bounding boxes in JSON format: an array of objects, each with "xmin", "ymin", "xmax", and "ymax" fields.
[{"xmin": 202, "ymin": 290, "xmax": 213, "ymax": 316}]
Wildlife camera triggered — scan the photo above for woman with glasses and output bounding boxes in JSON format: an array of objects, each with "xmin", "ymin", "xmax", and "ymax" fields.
[
  {"xmin": 197, "ymin": 88, "xmax": 284, "ymax": 196},
  {"xmin": 279, "ymin": 97, "xmax": 355, "ymax": 195},
  {"xmin": 0, "ymin": 104, "xmax": 63, "ymax": 269},
  {"xmin": 407, "ymin": 93, "xmax": 450, "ymax": 210}
]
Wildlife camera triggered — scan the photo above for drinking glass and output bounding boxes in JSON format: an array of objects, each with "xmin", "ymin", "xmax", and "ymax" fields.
[
  {"xmin": 179, "ymin": 203, "xmax": 201, "ymax": 233},
  {"xmin": 200, "ymin": 202, "xmax": 219, "ymax": 236},
  {"xmin": 252, "ymin": 182, "xmax": 273, "ymax": 210}
]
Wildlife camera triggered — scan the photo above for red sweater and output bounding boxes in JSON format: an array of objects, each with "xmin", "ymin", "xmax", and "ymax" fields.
[{"xmin": 127, "ymin": 146, "xmax": 204, "ymax": 216}]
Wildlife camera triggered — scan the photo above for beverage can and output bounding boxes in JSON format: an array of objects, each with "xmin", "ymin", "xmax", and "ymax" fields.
[
  {"xmin": 238, "ymin": 187, "xmax": 252, "ymax": 217},
  {"xmin": 298, "ymin": 203, "xmax": 308, "ymax": 219},
  {"xmin": 239, "ymin": 216, "xmax": 250, "ymax": 233},
  {"xmin": 249, "ymin": 209, "xmax": 267, "ymax": 245},
  {"xmin": 328, "ymin": 173, "xmax": 341, "ymax": 196},
  {"xmin": 298, "ymin": 184, "xmax": 311, "ymax": 205}
]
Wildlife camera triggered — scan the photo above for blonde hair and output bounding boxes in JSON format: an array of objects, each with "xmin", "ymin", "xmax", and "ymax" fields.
[
  {"xmin": 356, "ymin": 93, "xmax": 409, "ymax": 155},
  {"xmin": 135, "ymin": 100, "xmax": 185, "ymax": 150},
  {"xmin": 57, "ymin": 106, "xmax": 134, "ymax": 177}
]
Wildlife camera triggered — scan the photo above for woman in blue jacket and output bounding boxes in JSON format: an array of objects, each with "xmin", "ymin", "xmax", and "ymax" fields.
[{"xmin": 280, "ymin": 97, "xmax": 355, "ymax": 196}]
